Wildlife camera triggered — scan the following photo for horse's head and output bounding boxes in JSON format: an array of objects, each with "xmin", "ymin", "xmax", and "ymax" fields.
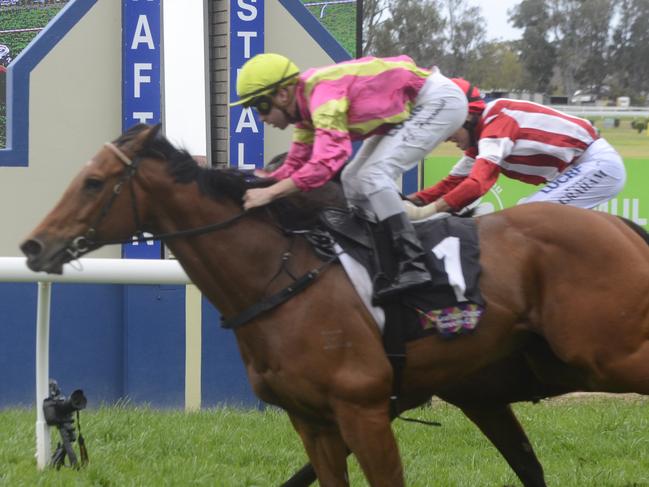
[{"xmin": 20, "ymin": 124, "xmax": 163, "ymax": 274}]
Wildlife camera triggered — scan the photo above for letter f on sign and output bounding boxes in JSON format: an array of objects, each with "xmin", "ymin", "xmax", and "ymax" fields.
[{"xmin": 134, "ymin": 63, "xmax": 152, "ymax": 98}]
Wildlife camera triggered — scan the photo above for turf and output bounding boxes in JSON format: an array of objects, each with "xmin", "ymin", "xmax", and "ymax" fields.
[{"xmin": 1, "ymin": 397, "xmax": 648, "ymax": 486}]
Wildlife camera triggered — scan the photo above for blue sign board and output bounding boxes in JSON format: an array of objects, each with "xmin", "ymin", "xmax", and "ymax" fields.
[
  {"xmin": 229, "ymin": 0, "xmax": 265, "ymax": 170},
  {"xmin": 122, "ymin": 0, "xmax": 162, "ymax": 259}
]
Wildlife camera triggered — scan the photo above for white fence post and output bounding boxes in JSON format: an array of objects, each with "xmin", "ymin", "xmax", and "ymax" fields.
[{"xmin": 35, "ymin": 282, "xmax": 51, "ymax": 470}]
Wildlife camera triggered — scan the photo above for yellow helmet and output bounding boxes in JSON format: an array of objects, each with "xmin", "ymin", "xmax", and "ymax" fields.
[{"xmin": 230, "ymin": 53, "xmax": 300, "ymax": 107}]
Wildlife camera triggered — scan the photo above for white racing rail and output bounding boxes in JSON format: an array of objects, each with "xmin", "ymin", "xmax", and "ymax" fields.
[
  {"xmin": 0, "ymin": 257, "xmax": 192, "ymax": 469},
  {"xmin": 548, "ymin": 105, "xmax": 649, "ymax": 118}
]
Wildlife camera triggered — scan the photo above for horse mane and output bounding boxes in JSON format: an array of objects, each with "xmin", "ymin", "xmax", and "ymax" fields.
[{"xmin": 115, "ymin": 125, "xmax": 346, "ymax": 229}]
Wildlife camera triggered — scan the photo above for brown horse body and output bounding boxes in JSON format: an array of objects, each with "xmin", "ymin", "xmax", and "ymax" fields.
[{"xmin": 21, "ymin": 126, "xmax": 649, "ymax": 486}]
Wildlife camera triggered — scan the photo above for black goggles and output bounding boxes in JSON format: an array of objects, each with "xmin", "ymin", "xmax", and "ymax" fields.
[
  {"xmin": 241, "ymin": 63, "xmax": 298, "ymax": 115},
  {"xmin": 246, "ymin": 95, "xmax": 274, "ymax": 116}
]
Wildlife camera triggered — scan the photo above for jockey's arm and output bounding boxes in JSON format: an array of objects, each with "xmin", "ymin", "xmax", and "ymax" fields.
[
  {"xmin": 243, "ymin": 178, "xmax": 299, "ymax": 210},
  {"xmin": 269, "ymin": 126, "xmax": 315, "ymax": 180},
  {"xmin": 243, "ymin": 129, "xmax": 351, "ymax": 210},
  {"xmin": 438, "ymin": 158, "xmax": 501, "ymax": 211},
  {"xmin": 432, "ymin": 125, "xmax": 512, "ymax": 211},
  {"xmin": 274, "ymin": 83, "xmax": 353, "ymax": 190},
  {"xmin": 287, "ymin": 129, "xmax": 351, "ymax": 190},
  {"xmin": 410, "ymin": 174, "xmax": 467, "ymax": 205},
  {"xmin": 410, "ymin": 154, "xmax": 476, "ymax": 206}
]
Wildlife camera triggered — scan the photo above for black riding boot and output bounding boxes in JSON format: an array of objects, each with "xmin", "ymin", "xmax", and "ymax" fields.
[{"xmin": 375, "ymin": 212, "xmax": 431, "ymax": 300}]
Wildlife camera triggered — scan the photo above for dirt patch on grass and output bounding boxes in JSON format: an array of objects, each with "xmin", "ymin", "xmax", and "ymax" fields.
[{"xmin": 544, "ymin": 392, "xmax": 648, "ymax": 403}]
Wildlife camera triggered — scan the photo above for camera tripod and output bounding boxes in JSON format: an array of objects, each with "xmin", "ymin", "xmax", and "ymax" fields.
[
  {"xmin": 43, "ymin": 380, "xmax": 89, "ymax": 469},
  {"xmin": 50, "ymin": 412, "xmax": 88, "ymax": 469}
]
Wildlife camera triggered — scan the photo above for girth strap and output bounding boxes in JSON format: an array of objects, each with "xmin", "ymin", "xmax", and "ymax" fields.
[
  {"xmin": 382, "ymin": 302, "xmax": 406, "ymax": 418},
  {"xmin": 221, "ymin": 255, "xmax": 338, "ymax": 329}
]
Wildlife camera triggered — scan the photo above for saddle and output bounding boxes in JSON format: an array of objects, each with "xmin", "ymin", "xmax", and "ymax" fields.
[{"xmin": 318, "ymin": 207, "xmax": 485, "ymax": 342}]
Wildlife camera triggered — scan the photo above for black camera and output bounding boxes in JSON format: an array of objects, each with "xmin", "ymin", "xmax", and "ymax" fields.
[
  {"xmin": 42, "ymin": 379, "xmax": 89, "ymax": 469},
  {"xmin": 43, "ymin": 380, "xmax": 87, "ymax": 426}
]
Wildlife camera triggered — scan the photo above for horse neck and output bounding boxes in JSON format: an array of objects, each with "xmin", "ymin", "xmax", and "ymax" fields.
[{"xmin": 147, "ymin": 181, "xmax": 309, "ymax": 318}]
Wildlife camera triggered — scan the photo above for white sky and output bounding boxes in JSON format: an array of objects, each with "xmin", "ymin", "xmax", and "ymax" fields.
[{"xmin": 472, "ymin": 0, "xmax": 522, "ymax": 41}]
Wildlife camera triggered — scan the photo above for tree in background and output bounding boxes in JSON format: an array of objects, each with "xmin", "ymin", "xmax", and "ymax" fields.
[
  {"xmin": 608, "ymin": 0, "xmax": 635, "ymax": 99},
  {"xmin": 359, "ymin": 0, "xmax": 648, "ymax": 101},
  {"xmin": 363, "ymin": 0, "xmax": 523, "ymax": 90},
  {"xmin": 361, "ymin": 0, "xmax": 389, "ymax": 55},
  {"xmin": 552, "ymin": 0, "xmax": 614, "ymax": 97},
  {"xmin": 509, "ymin": 0, "xmax": 555, "ymax": 93},
  {"xmin": 608, "ymin": 0, "xmax": 649, "ymax": 103},
  {"xmin": 370, "ymin": 0, "xmax": 445, "ymax": 67},
  {"xmin": 438, "ymin": 0, "xmax": 486, "ymax": 77},
  {"xmin": 578, "ymin": 0, "xmax": 614, "ymax": 95},
  {"xmin": 467, "ymin": 41, "xmax": 524, "ymax": 91}
]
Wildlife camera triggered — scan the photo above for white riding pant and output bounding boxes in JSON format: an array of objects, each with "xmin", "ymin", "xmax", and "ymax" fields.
[
  {"xmin": 521, "ymin": 138, "xmax": 626, "ymax": 208},
  {"xmin": 341, "ymin": 69, "xmax": 467, "ymax": 221}
]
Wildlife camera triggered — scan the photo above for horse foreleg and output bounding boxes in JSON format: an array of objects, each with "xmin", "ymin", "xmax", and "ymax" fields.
[
  {"xmin": 288, "ymin": 414, "xmax": 350, "ymax": 487},
  {"xmin": 460, "ymin": 404, "xmax": 546, "ymax": 487},
  {"xmin": 334, "ymin": 402, "xmax": 404, "ymax": 487}
]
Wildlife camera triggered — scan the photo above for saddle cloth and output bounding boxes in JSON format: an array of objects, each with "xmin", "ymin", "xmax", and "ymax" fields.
[{"xmin": 319, "ymin": 208, "xmax": 485, "ymax": 341}]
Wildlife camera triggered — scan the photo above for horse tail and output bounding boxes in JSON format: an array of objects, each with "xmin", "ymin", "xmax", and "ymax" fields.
[{"xmin": 617, "ymin": 216, "xmax": 649, "ymax": 246}]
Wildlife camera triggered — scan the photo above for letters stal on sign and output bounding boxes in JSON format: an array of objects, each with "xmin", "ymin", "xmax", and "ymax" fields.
[{"xmin": 229, "ymin": 0, "xmax": 264, "ymax": 170}]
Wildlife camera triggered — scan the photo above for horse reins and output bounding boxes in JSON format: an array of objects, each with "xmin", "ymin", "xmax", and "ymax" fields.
[{"xmin": 67, "ymin": 141, "xmax": 339, "ymax": 330}]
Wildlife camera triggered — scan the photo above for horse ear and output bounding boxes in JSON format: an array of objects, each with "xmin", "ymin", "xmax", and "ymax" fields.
[
  {"xmin": 145, "ymin": 123, "xmax": 163, "ymax": 144},
  {"xmin": 135, "ymin": 123, "xmax": 163, "ymax": 152}
]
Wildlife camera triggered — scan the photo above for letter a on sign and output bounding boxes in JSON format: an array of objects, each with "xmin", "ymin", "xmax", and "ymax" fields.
[{"xmin": 131, "ymin": 15, "xmax": 155, "ymax": 49}]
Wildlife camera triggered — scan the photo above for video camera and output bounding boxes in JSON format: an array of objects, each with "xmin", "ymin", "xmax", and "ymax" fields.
[
  {"xmin": 43, "ymin": 380, "xmax": 87, "ymax": 426},
  {"xmin": 42, "ymin": 379, "xmax": 88, "ymax": 469}
]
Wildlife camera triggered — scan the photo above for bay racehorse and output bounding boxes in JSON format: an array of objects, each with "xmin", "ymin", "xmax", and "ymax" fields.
[{"xmin": 21, "ymin": 124, "xmax": 649, "ymax": 486}]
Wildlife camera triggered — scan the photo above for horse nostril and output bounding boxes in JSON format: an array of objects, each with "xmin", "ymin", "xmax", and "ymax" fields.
[{"xmin": 21, "ymin": 239, "xmax": 44, "ymax": 259}]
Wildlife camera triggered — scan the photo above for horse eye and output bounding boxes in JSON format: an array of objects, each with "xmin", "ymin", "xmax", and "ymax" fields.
[{"xmin": 83, "ymin": 178, "xmax": 105, "ymax": 192}]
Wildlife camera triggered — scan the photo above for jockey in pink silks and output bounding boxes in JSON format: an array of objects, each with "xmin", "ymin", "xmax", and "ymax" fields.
[{"xmin": 230, "ymin": 53, "xmax": 475, "ymax": 299}]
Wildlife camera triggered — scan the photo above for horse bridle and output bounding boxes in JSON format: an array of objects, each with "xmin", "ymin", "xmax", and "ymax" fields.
[
  {"xmin": 66, "ymin": 142, "xmax": 251, "ymax": 259},
  {"xmin": 65, "ymin": 142, "xmax": 145, "ymax": 260}
]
